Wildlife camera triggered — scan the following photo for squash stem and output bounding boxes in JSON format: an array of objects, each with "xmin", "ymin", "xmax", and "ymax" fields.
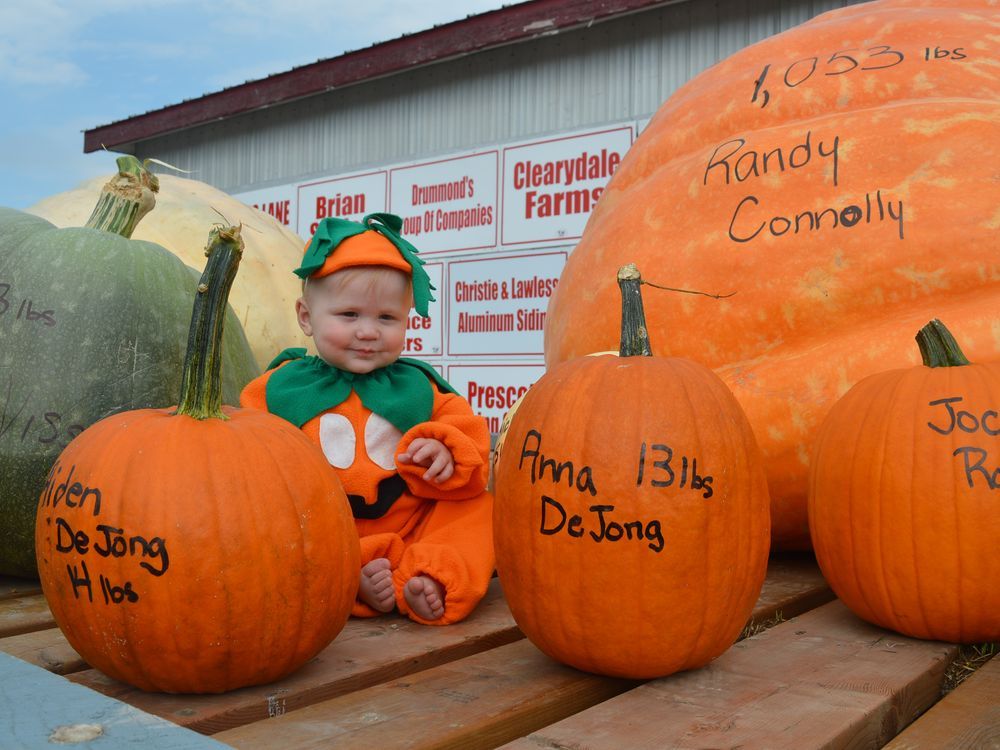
[
  {"xmin": 84, "ymin": 156, "xmax": 159, "ymax": 238},
  {"xmin": 916, "ymin": 319, "xmax": 970, "ymax": 368},
  {"xmin": 175, "ymin": 226, "xmax": 245, "ymax": 420},
  {"xmin": 617, "ymin": 264, "xmax": 652, "ymax": 357}
]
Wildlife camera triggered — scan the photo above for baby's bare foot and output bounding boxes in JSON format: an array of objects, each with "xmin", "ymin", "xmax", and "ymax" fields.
[
  {"xmin": 359, "ymin": 558, "xmax": 395, "ymax": 613},
  {"xmin": 404, "ymin": 575, "xmax": 445, "ymax": 621}
]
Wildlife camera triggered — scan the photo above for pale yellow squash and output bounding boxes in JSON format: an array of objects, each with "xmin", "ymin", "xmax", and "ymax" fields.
[{"xmin": 29, "ymin": 174, "xmax": 311, "ymax": 369}]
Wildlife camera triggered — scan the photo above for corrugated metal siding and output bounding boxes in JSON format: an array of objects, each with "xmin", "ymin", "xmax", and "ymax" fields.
[{"xmin": 135, "ymin": 0, "xmax": 866, "ymax": 192}]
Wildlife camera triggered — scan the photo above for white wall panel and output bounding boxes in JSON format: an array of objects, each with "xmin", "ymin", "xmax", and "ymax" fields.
[{"xmin": 135, "ymin": 0, "xmax": 864, "ymax": 193}]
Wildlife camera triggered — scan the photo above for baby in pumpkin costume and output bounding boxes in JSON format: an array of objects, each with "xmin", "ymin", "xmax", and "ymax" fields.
[{"xmin": 241, "ymin": 214, "xmax": 494, "ymax": 624}]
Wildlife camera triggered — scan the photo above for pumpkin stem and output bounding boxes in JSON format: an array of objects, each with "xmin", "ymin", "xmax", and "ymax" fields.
[
  {"xmin": 84, "ymin": 155, "xmax": 159, "ymax": 238},
  {"xmin": 175, "ymin": 225, "xmax": 245, "ymax": 420},
  {"xmin": 916, "ymin": 319, "xmax": 971, "ymax": 368},
  {"xmin": 617, "ymin": 264, "xmax": 653, "ymax": 357}
]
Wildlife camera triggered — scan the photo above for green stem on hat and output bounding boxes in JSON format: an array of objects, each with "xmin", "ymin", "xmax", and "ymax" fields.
[
  {"xmin": 916, "ymin": 319, "xmax": 971, "ymax": 368},
  {"xmin": 617, "ymin": 264, "xmax": 653, "ymax": 357},
  {"xmin": 175, "ymin": 225, "xmax": 244, "ymax": 420},
  {"xmin": 84, "ymin": 155, "xmax": 159, "ymax": 238}
]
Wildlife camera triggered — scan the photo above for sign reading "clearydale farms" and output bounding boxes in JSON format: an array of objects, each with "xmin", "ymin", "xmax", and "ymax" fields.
[
  {"xmin": 389, "ymin": 152, "xmax": 498, "ymax": 255},
  {"xmin": 447, "ymin": 251, "xmax": 566, "ymax": 356},
  {"xmin": 296, "ymin": 170, "xmax": 388, "ymax": 238},
  {"xmin": 500, "ymin": 126, "xmax": 633, "ymax": 246},
  {"xmin": 403, "ymin": 262, "xmax": 445, "ymax": 357},
  {"xmin": 446, "ymin": 364, "xmax": 546, "ymax": 434}
]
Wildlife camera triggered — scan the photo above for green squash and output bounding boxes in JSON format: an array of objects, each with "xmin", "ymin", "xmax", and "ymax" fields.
[{"xmin": 0, "ymin": 158, "xmax": 260, "ymax": 577}]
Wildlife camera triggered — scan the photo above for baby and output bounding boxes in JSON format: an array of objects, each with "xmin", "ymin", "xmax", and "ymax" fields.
[{"xmin": 241, "ymin": 213, "xmax": 494, "ymax": 624}]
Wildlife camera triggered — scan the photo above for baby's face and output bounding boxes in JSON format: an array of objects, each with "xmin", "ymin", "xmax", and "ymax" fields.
[{"xmin": 297, "ymin": 268, "xmax": 411, "ymax": 373}]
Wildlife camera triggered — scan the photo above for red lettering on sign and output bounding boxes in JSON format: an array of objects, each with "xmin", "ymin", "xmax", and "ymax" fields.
[{"xmin": 466, "ymin": 382, "xmax": 529, "ymax": 410}]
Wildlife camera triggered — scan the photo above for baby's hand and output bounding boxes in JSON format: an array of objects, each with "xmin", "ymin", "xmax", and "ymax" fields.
[{"xmin": 397, "ymin": 438, "xmax": 454, "ymax": 483}]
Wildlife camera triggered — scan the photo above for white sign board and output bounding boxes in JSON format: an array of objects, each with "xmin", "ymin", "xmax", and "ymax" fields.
[
  {"xmin": 500, "ymin": 126, "xmax": 633, "ymax": 247},
  {"xmin": 447, "ymin": 251, "xmax": 566, "ymax": 357},
  {"xmin": 447, "ymin": 364, "xmax": 546, "ymax": 434},
  {"xmin": 389, "ymin": 151, "xmax": 499, "ymax": 255},
  {"xmin": 232, "ymin": 184, "xmax": 298, "ymax": 228},
  {"xmin": 296, "ymin": 170, "xmax": 388, "ymax": 238},
  {"xmin": 403, "ymin": 262, "xmax": 445, "ymax": 358}
]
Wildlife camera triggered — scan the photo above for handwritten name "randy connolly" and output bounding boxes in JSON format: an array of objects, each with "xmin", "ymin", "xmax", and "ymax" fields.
[{"xmin": 704, "ymin": 130, "xmax": 905, "ymax": 242}]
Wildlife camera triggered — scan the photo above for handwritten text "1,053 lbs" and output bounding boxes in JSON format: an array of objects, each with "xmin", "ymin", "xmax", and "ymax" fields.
[{"xmin": 750, "ymin": 43, "xmax": 965, "ymax": 109}]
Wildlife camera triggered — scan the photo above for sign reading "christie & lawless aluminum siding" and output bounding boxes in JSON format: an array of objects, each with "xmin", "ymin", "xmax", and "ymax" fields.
[{"xmin": 447, "ymin": 251, "xmax": 566, "ymax": 356}]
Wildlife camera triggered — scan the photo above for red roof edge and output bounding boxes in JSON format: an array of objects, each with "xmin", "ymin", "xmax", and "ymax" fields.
[{"xmin": 84, "ymin": 0, "xmax": 675, "ymax": 152}]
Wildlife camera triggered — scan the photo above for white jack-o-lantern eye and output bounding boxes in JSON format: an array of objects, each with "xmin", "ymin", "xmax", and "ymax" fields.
[
  {"xmin": 365, "ymin": 414, "xmax": 402, "ymax": 470},
  {"xmin": 319, "ymin": 413, "xmax": 356, "ymax": 468}
]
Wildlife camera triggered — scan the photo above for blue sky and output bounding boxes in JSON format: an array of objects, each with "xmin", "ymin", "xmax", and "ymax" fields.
[{"xmin": 0, "ymin": 1, "xmax": 510, "ymax": 210}]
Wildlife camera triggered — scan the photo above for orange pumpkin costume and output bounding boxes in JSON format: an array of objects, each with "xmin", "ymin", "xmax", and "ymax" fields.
[{"xmin": 241, "ymin": 214, "xmax": 495, "ymax": 625}]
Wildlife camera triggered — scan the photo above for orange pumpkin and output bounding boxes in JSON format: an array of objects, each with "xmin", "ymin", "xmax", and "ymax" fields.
[
  {"xmin": 35, "ymin": 225, "xmax": 360, "ymax": 693},
  {"xmin": 494, "ymin": 265, "xmax": 770, "ymax": 679},
  {"xmin": 809, "ymin": 320, "xmax": 1000, "ymax": 643},
  {"xmin": 543, "ymin": 0, "xmax": 1000, "ymax": 549}
]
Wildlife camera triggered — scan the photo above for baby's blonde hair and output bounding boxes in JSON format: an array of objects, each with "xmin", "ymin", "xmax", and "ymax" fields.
[{"xmin": 302, "ymin": 265, "xmax": 413, "ymax": 306}]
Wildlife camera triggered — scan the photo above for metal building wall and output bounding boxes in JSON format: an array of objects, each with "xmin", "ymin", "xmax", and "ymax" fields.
[{"xmin": 134, "ymin": 0, "xmax": 866, "ymax": 193}]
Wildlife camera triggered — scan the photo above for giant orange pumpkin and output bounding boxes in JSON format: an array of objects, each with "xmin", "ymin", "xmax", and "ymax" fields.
[
  {"xmin": 35, "ymin": 225, "xmax": 360, "ymax": 693},
  {"xmin": 809, "ymin": 320, "xmax": 1000, "ymax": 644},
  {"xmin": 544, "ymin": 0, "xmax": 1000, "ymax": 549},
  {"xmin": 495, "ymin": 265, "xmax": 770, "ymax": 679}
]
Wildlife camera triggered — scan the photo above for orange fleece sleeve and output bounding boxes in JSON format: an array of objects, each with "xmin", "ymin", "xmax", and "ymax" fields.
[{"xmin": 395, "ymin": 390, "xmax": 490, "ymax": 501}]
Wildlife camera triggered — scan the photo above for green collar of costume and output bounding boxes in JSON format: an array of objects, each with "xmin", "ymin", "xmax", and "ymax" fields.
[
  {"xmin": 294, "ymin": 212, "xmax": 435, "ymax": 317},
  {"xmin": 263, "ymin": 348, "xmax": 458, "ymax": 432}
]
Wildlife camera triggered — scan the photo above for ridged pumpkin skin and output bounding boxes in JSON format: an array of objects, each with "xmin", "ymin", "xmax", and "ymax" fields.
[
  {"xmin": 808, "ymin": 325, "xmax": 1000, "ymax": 644},
  {"xmin": 35, "ymin": 405, "xmax": 361, "ymax": 693},
  {"xmin": 28, "ymin": 174, "xmax": 312, "ymax": 370},
  {"xmin": 543, "ymin": 1, "xmax": 1000, "ymax": 549},
  {"xmin": 494, "ymin": 353, "xmax": 770, "ymax": 678},
  {"xmin": 0, "ymin": 208, "xmax": 258, "ymax": 577}
]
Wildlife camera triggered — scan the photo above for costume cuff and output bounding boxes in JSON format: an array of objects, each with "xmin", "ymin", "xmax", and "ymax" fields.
[
  {"xmin": 393, "ymin": 543, "xmax": 489, "ymax": 626},
  {"xmin": 397, "ymin": 422, "xmax": 487, "ymax": 500}
]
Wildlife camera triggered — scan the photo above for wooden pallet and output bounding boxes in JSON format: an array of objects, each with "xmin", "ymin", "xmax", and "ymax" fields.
[{"xmin": 1, "ymin": 554, "xmax": 995, "ymax": 749}]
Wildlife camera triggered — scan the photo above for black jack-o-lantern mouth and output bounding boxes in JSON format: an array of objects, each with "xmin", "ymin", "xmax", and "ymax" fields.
[{"xmin": 347, "ymin": 474, "xmax": 407, "ymax": 519}]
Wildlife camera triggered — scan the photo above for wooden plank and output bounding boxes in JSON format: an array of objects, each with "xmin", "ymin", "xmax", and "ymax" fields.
[
  {"xmin": 0, "ymin": 592, "xmax": 56, "ymax": 638},
  {"xmin": 210, "ymin": 554, "xmax": 833, "ymax": 749},
  {"xmin": 748, "ymin": 552, "xmax": 834, "ymax": 624},
  {"xmin": 66, "ymin": 578, "xmax": 521, "ymax": 734},
  {"xmin": 0, "ymin": 652, "xmax": 231, "ymax": 749},
  {"xmin": 0, "ymin": 575, "xmax": 42, "ymax": 601},
  {"xmin": 883, "ymin": 654, "xmax": 1000, "ymax": 749},
  {"xmin": 215, "ymin": 638, "xmax": 637, "ymax": 750},
  {"xmin": 0, "ymin": 626, "xmax": 87, "ymax": 675},
  {"xmin": 501, "ymin": 601, "xmax": 959, "ymax": 750}
]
